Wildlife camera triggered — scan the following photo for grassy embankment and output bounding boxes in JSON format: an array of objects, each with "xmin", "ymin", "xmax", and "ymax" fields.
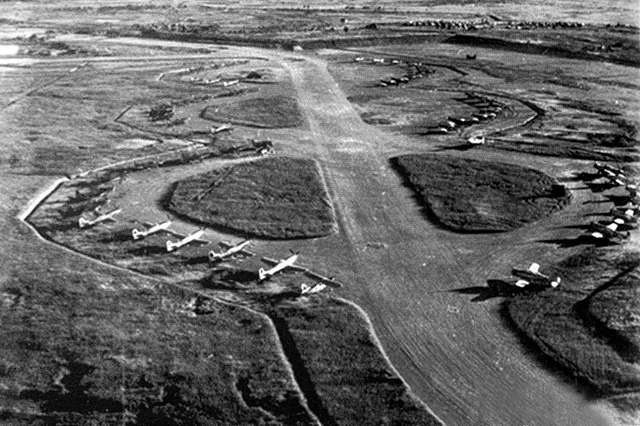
[
  {"xmin": 507, "ymin": 247, "xmax": 640, "ymax": 402},
  {"xmin": 392, "ymin": 154, "xmax": 570, "ymax": 232},
  {"xmin": 168, "ymin": 157, "xmax": 336, "ymax": 239},
  {"xmin": 264, "ymin": 297, "xmax": 443, "ymax": 426}
]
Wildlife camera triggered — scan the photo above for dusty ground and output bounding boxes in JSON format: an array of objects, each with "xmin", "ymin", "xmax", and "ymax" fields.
[{"xmin": 1, "ymin": 1, "xmax": 639, "ymax": 425}]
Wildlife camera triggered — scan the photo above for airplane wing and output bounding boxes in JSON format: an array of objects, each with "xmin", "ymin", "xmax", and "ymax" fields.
[
  {"xmin": 261, "ymin": 257, "xmax": 307, "ymax": 272},
  {"xmin": 261, "ymin": 257, "xmax": 279, "ymax": 266},
  {"xmin": 219, "ymin": 241, "xmax": 234, "ymax": 249},
  {"xmin": 591, "ymin": 232, "xmax": 604, "ymax": 239},
  {"xmin": 239, "ymin": 248, "xmax": 255, "ymax": 256},
  {"xmin": 607, "ymin": 223, "xmax": 618, "ymax": 231},
  {"xmin": 528, "ymin": 263, "xmax": 540, "ymax": 274}
]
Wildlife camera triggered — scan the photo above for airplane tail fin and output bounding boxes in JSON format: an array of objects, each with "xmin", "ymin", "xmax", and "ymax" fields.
[
  {"xmin": 258, "ymin": 268, "xmax": 268, "ymax": 281},
  {"xmin": 550, "ymin": 277, "xmax": 561, "ymax": 288},
  {"xmin": 208, "ymin": 251, "xmax": 221, "ymax": 262},
  {"xmin": 132, "ymin": 229, "xmax": 143, "ymax": 240},
  {"xmin": 515, "ymin": 280, "xmax": 529, "ymax": 288},
  {"xmin": 78, "ymin": 217, "xmax": 90, "ymax": 228},
  {"xmin": 300, "ymin": 283, "xmax": 311, "ymax": 294},
  {"xmin": 166, "ymin": 240, "xmax": 176, "ymax": 252}
]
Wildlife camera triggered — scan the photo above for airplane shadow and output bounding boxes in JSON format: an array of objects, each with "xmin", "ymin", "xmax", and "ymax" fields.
[
  {"xmin": 537, "ymin": 236, "xmax": 592, "ymax": 248},
  {"xmin": 574, "ymin": 171, "xmax": 601, "ymax": 182},
  {"xmin": 606, "ymin": 194, "xmax": 635, "ymax": 206},
  {"xmin": 451, "ymin": 280, "xmax": 518, "ymax": 302},
  {"xmin": 584, "ymin": 182, "xmax": 616, "ymax": 193},
  {"xmin": 435, "ymin": 143, "xmax": 475, "ymax": 152},
  {"xmin": 556, "ymin": 224, "xmax": 590, "ymax": 231},
  {"xmin": 128, "ymin": 245, "xmax": 168, "ymax": 256},
  {"xmin": 99, "ymin": 229, "xmax": 133, "ymax": 243}
]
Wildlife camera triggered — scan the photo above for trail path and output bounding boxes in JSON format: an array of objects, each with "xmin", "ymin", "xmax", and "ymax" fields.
[{"xmin": 281, "ymin": 54, "xmax": 615, "ymax": 426}]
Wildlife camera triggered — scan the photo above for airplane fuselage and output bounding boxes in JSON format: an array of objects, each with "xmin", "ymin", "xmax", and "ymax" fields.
[
  {"xmin": 208, "ymin": 240, "xmax": 251, "ymax": 261},
  {"xmin": 259, "ymin": 254, "xmax": 298, "ymax": 281},
  {"xmin": 167, "ymin": 230, "xmax": 205, "ymax": 252}
]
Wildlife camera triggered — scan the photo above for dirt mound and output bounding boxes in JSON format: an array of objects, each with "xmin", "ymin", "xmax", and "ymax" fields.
[
  {"xmin": 167, "ymin": 157, "xmax": 336, "ymax": 239},
  {"xmin": 392, "ymin": 154, "xmax": 570, "ymax": 232}
]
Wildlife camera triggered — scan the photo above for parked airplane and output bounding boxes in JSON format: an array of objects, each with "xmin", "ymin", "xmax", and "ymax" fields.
[
  {"xmin": 132, "ymin": 220, "xmax": 173, "ymax": 240},
  {"xmin": 605, "ymin": 174, "xmax": 626, "ymax": 187},
  {"xmin": 612, "ymin": 218, "xmax": 639, "ymax": 231},
  {"xmin": 467, "ymin": 135, "xmax": 485, "ymax": 145},
  {"xmin": 300, "ymin": 283, "xmax": 327, "ymax": 295},
  {"xmin": 208, "ymin": 239, "xmax": 254, "ymax": 262},
  {"xmin": 611, "ymin": 208, "xmax": 638, "ymax": 223},
  {"xmin": 258, "ymin": 252, "xmax": 307, "ymax": 281},
  {"xmin": 79, "ymin": 208, "xmax": 121, "ymax": 228},
  {"xmin": 588, "ymin": 221, "xmax": 629, "ymax": 244},
  {"xmin": 594, "ymin": 162, "xmax": 624, "ymax": 177},
  {"xmin": 166, "ymin": 229, "xmax": 210, "ymax": 252},
  {"xmin": 511, "ymin": 263, "xmax": 561, "ymax": 288},
  {"xmin": 211, "ymin": 123, "xmax": 233, "ymax": 134}
]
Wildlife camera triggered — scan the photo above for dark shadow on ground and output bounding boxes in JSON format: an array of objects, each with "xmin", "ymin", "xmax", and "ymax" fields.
[
  {"xmin": 451, "ymin": 280, "xmax": 519, "ymax": 302},
  {"xmin": 537, "ymin": 236, "xmax": 593, "ymax": 248},
  {"xmin": 434, "ymin": 143, "xmax": 475, "ymax": 152}
]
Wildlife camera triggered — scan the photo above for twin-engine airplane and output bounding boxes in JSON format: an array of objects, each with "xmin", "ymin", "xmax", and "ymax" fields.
[
  {"xmin": 208, "ymin": 239, "xmax": 254, "ymax": 262},
  {"xmin": 511, "ymin": 263, "xmax": 561, "ymax": 289},
  {"xmin": 300, "ymin": 283, "xmax": 327, "ymax": 295},
  {"xmin": 611, "ymin": 208, "xmax": 638, "ymax": 223},
  {"xmin": 259, "ymin": 252, "xmax": 307, "ymax": 281},
  {"xmin": 211, "ymin": 123, "xmax": 233, "ymax": 134},
  {"xmin": 166, "ymin": 229, "xmax": 210, "ymax": 252},
  {"xmin": 589, "ymin": 221, "xmax": 630, "ymax": 243},
  {"xmin": 79, "ymin": 208, "xmax": 122, "ymax": 228},
  {"xmin": 132, "ymin": 220, "xmax": 173, "ymax": 240}
]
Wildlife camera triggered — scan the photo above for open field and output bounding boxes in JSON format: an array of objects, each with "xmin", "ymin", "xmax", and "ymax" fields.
[{"xmin": 1, "ymin": 1, "xmax": 639, "ymax": 426}]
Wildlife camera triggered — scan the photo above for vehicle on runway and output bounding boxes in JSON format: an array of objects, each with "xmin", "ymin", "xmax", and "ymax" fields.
[
  {"xmin": 132, "ymin": 220, "xmax": 173, "ymax": 240},
  {"xmin": 588, "ymin": 221, "xmax": 629, "ymax": 244},
  {"xmin": 79, "ymin": 208, "xmax": 122, "ymax": 228},
  {"xmin": 208, "ymin": 239, "xmax": 254, "ymax": 262},
  {"xmin": 511, "ymin": 263, "xmax": 561, "ymax": 289},
  {"xmin": 259, "ymin": 252, "xmax": 307, "ymax": 281},
  {"xmin": 166, "ymin": 229, "xmax": 210, "ymax": 252}
]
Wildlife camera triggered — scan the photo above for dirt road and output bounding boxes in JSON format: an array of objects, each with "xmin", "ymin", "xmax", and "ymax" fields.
[{"xmin": 279, "ymin": 53, "xmax": 616, "ymax": 426}]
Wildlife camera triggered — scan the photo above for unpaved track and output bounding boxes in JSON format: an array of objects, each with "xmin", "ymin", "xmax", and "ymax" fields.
[{"xmin": 280, "ymin": 54, "xmax": 616, "ymax": 426}]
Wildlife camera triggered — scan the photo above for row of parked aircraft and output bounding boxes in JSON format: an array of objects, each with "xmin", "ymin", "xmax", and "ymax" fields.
[
  {"xmin": 587, "ymin": 162, "xmax": 638, "ymax": 245},
  {"xmin": 500, "ymin": 164, "xmax": 637, "ymax": 292},
  {"xmin": 77, "ymin": 210, "xmax": 339, "ymax": 294}
]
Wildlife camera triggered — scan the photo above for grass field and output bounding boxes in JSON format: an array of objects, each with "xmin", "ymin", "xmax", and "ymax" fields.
[
  {"xmin": 168, "ymin": 157, "xmax": 336, "ymax": 239},
  {"xmin": 203, "ymin": 95, "xmax": 306, "ymax": 129},
  {"xmin": 0, "ymin": 269, "xmax": 314, "ymax": 426},
  {"xmin": 269, "ymin": 297, "xmax": 442, "ymax": 426},
  {"xmin": 392, "ymin": 153, "xmax": 570, "ymax": 232}
]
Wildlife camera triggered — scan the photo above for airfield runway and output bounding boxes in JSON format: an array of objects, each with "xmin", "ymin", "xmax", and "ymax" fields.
[
  {"xmin": 8, "ymin": 40, "xmax": 628, "ymax": 425},
  {"xmin": 276, "ymin": 51, "xmax": 618, "ymax": 426}
]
